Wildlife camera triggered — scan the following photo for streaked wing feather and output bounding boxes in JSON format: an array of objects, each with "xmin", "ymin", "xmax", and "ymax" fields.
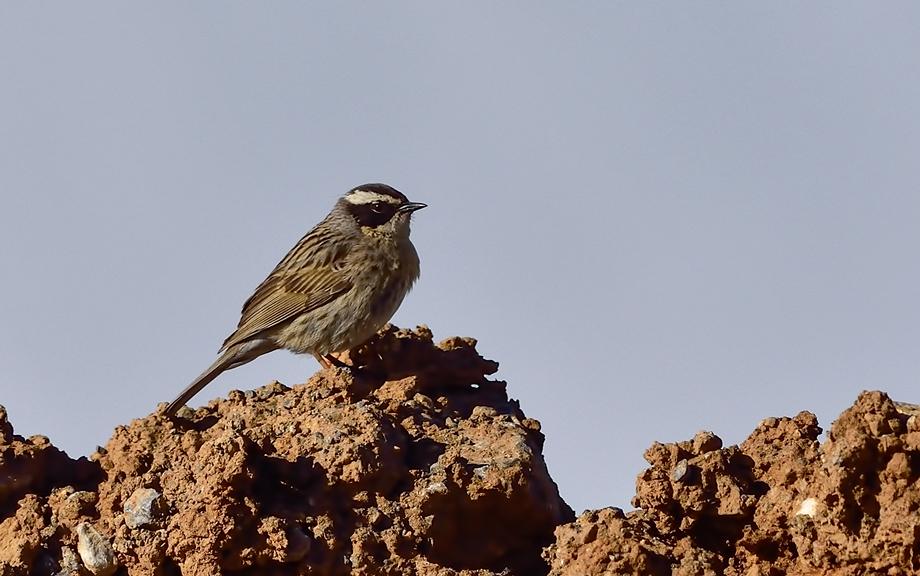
[
  {"xmin": 222, "ymin": 270, "xmax": 352, "ymax": 350},
  {"xmin": 221, "ymin": 230, "xmax": 353, "ymax": 350}
]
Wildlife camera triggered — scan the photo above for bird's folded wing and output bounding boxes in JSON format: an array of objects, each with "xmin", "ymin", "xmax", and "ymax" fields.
[{"xmin": 221, "ymin": 268, "xmax": 352, "ymax": 350}]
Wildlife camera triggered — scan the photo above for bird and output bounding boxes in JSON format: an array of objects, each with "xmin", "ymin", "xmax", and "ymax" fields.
[{"xmin": 165, "ymin": 183, "xmax": 426, "ymax": 415}]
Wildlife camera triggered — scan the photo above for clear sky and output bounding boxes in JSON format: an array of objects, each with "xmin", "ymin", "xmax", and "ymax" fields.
[{"xmin": 2, "ymin": 4, "xmax": 919, "ymax": 514}]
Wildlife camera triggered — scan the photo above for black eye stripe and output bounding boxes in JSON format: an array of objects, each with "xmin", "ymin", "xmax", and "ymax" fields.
[{"xmin": 347, "ymin": 200, "xmax": 399, "ymax": 228}]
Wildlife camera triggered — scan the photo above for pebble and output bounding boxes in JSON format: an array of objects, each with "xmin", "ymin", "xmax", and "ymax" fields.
[
  {"xmin": 54, "ymin": 546, "xmax": 82, "ymax": 576},
  {"xmin": 413, "ymin": 393, "xmax": 435, "ymax": 410},
  {"xmin": 471, "ymin": 406, "xmax": 497, "ymax": 419},
  {"xmin": 795, "ymin": 497, "xmax": 819, "ymax": 518},
  {"xmin": 123, "ymin": 487, "xmax": 163, "ymax": 529},
  {"xmin": 692, "ymin": 430, "xmax": 722, "ymax": 453},
  {"xmin": 672, "ymin": 459, "xmax": 689, "ymax": 482},
  {"xmin": 76, "ymin": 522, "xmax": 117, "ymax": 576}
]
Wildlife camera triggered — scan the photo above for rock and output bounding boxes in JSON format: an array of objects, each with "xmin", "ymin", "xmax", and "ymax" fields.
[
  {"xmin": 123, "ymin": 487, "xmax": 163, "ymax": 529},
  {"xmin": 98, "ymin": 325, "xmax": 571, "ymax": 575},
  {"xmin": 76, "ymin": 522, "xmax": 117, "ymax": 576},
  {"xmin": 54, "ymin": 546, "xmax": 83, "ymax": 576},
  {"xmin": 544, "ymin": 507, "xmax": 670, "ymax": 576},
  {"xmin": 0, "ymin": 408, "xmax": 100, "ymax": 514},
  {"xmin": 547, "ymin": 392, "xmax": 920, "ymax": 575}
]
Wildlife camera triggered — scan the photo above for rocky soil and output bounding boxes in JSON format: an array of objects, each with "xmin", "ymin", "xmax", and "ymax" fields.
[
  {"xmin": 2, "ymin": 325, "xmax": 919, "ymax": 575},
  {"xmin": 545, "ymin": 392, "xmax": 920, "ymax": 576}
]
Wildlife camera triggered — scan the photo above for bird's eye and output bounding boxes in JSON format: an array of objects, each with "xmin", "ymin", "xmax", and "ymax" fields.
[{"xmin": 371, "ymin": 202, "xmax": 384, "ymax": 213}]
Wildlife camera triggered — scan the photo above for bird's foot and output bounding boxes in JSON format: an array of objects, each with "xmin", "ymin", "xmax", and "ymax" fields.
[{"xmin": 314, "ymin": 353, "xmax": 350, "ymax": 370}]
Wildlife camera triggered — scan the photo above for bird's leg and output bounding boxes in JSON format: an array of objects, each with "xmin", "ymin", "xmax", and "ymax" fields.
[
  {"xmin": 314, "ymin": 353, "xmax": 349, "ymax": 369},
  {"xmin": 323, "ymin": 353, "xmax": 350, "ymax": 368}
]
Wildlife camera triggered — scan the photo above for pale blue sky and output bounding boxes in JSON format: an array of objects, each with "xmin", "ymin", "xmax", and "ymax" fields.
[{"xmin": 2, "ymin": 3, "xmax": 919, "ymax": 513}]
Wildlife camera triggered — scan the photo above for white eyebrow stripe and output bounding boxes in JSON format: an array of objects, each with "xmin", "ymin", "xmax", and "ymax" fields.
[{"xmin": 346, "ymin": 190, "xmax": 400, "ymax": 205}]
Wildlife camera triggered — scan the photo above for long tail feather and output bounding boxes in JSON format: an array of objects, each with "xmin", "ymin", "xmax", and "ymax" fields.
[
  {"xmin": 165, "ymin": 339, "xmax": 277, "ymax": 415},
  {"xmin": 165, "ymin": 349, "xmax": 238, "ymax": 415}
]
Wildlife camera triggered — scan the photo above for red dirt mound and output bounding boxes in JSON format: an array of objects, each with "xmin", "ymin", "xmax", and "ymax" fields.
[
  {"xmin": 545, "ymin": 391, "xmax": 920, "ymax": 575},
  {"xmin": 1, "ymin": 325, "xmax": 917, "ymax": 575},
  {"xmin": 0, "ymin": 325, "xmax": 572, "ymax": 576}
]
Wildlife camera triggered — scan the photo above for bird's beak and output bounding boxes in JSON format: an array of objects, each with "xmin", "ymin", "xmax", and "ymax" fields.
[{"xmin": 398, "ymin": 202, "xmax": 427, "ymax": 213}]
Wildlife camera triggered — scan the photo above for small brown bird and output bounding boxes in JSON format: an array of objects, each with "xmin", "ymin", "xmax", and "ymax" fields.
[{"xmin": 165, "ymin": 183, "xmax": 425, "ymax": 415}]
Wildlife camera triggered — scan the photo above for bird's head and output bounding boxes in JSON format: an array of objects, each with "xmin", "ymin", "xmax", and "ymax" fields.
[{"xmin": 339, "ymin": 183, "xmax": 426, "ymax": 239}]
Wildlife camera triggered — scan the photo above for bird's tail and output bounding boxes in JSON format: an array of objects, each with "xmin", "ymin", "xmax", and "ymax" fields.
[{"xmin": 165, "ymin": 339, "xmax": 276, "ymax": 415}]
